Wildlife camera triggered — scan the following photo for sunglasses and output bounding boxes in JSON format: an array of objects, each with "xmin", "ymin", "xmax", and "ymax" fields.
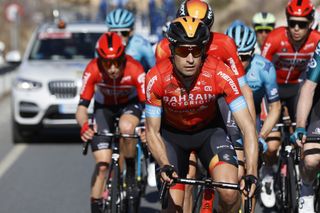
[
  {"xmin": 110, "ymin": 30, "xmax": 130, "ymax": 37},
  {"xmin": 101, "ymin": 57, "xmax": 125, "ymax": 69},
  {"xmin": 256, "ymin": 29, "xmax": 272, "ymax": 34},
  {"xmin": 288, "ymin": 20, "xmax": 309, "ymax": 29},
  {"xmin": 239, "ymin": 54, "xmax": 252, "ymax": 62},
  {"xmin": 174, "ymin": 46, "xmax": 203, "ymax": 58}
]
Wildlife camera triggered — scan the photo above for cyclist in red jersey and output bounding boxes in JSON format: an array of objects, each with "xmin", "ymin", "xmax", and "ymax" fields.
[
  {"xmin": 75, "ymin": 32, "xmax": 145, "ymax": 213},
  {"xmin": 155, "ymin": 0, "xmax": 256, "ymax": 121},
  {"xmin": 156, "ymin": 1, "xmax": 256, "ymax": 212},
  {"xmin": 146, "ymin": 16, "xmax": 258, "ymax": 213},
  {"xmin": 261, "ymin": 1, "xmax": 320, "ymax": 212}
]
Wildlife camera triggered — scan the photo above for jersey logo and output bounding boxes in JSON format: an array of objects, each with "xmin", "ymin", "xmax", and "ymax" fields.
[
  {"xmin": 204, "ymin": 86, "xmax": 212, "ymax": 91},
  {"xmin": 217, "ymin": 71, "xmax": 240, "ymax": 95},
  {"xmin": 270, "ymin": 88, "xmax": 278, "ymax": 96},
  {"xmin": 308, "ymin": 58, "xmax": 317, "ymax": 69},
  {"xmin": 146, "ymin": 75, "xmax": 157, "ymax": 101},
  {"xmin": 80, "ymin": 72, "xmax": 91, "ymax": 95},
  {"xmin": 227, "ymin": 58, "xmax": 239, "ymax": 76}
]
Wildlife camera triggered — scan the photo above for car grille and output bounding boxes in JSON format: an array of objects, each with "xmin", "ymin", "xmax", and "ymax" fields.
[{"xmin": 48, "ymin": 81, "xmax": 77, "ymax": 99}]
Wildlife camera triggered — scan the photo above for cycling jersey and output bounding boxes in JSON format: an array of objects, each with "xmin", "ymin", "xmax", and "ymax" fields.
[
  {"xmin": 145, "ymin": 55, "xmax": 247, "ymax": 132},
  {"xmin": 246, "ymin": 54, "xmax": 280, "ymax": 114},
  {"xmin": 79, "ymin": 55, "xmax": 146, "ymax": 107},
  {"xmin": 126, "ymin": 34, "xmax": 155, "ymax": 72},
  {"xmin": 219, "ymin": 54, "xmax": 279, "ymax": 146},
  {"xmin": 305, "ymin": 41, "xmax": 320, "ymax": 135},
  {"xmin": 155, "ymin": 32, "xmax": 247, "ymax": 87},
  {"xmin": 261, "ymin": 27, "xmax": 320, "ymax": 84}
]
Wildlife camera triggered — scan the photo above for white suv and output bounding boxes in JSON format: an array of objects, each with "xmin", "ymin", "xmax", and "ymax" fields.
[{"xmin": 11, "ymin": 21, "xmax": 107, "ymax": 143}]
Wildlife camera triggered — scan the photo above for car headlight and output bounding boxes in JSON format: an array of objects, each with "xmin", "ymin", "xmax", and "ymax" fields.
[{"xmin": 14, "ymin": 78, "xmax": 42, "ymax": 90}]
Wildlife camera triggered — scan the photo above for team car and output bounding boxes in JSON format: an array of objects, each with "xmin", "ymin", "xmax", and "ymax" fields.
[{"xmin": 11, "ymin": 21, "xmax": 107, "ymax": 143}]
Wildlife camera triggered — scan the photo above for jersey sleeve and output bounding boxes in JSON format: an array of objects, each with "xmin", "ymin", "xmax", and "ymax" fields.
[
  {"xmin": 155, "ymin": 39, "xmax": 171, "ymax": 62},
  {"xmin": 79, "ymin": 62, "xmax": 98, "ymax": 107},
  {"xmin": 261, "ymin": 61, "xmax": 280, "ymax": 103},
  {"xmin": 261, "ymin": 32, "xmax": 277, "ymax": 61},
  {"xmin": 215, "ymin": 62, "xmax": 247, "ymax": 112},
  {"xmin": 133, "ymin": 64, "xmax": 147, "ymax": 102},
  {"xmin": 221, "ymin": 37, "xmax": 247, "ymax": 86},
  {"xmin": 307, "ymin": 41, "xmax": 320, "ymax": 83},
  {"xmin": 145, "ymin": 66, "xmax": 163, "ymax": 117}
]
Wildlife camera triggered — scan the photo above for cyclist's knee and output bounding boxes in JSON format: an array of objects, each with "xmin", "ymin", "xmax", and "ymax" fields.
[
  {"xmin": 303, "ymin": 154, "xmax": 320, "ymax": 170},
  {"xmin": 218, "ymin": 188, "xmax": 239, "ymax": 205},
  {"xmin": 95, "ymin": 162, "xmax": 109, "ymax": 176},
  {"xmin": 119, "ymin": 120, "xmax": 136, "ymax": 134}
]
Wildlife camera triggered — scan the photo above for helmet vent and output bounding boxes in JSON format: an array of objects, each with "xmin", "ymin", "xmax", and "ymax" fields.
[
  {"xmin": 106, "ymin": 33, "xmax": 113, "ymax": 49},
  {"xmin": 297, "ymin": 0, "xmax": 303, "ymax": 6}
]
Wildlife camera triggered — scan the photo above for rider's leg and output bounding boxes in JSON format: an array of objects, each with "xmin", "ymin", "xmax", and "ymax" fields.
[
  {"xmin": 91, "ymin": 149, "xmax": 112, "ymax": 213},
  {"xmin": 119, "ymin": 113, "xmax": 140, "ymax": 186},
  {"xmin": 183, "ymin": 151, "xmax": 197, "ymax": 213}
]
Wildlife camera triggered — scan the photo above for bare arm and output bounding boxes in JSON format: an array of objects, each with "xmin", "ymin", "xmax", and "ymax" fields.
[
  {"xmin": 232, "ymin": 108, "xmax": 258, "ymax": 177},
  {"xmin": 76, "ymin": 105, "xmax": 94, "ymax": 142},
  {"xmin": 296, "ymin": 80, "xmax": 317, "ymax": 128},
  {"xmin": 260, "ymin": 100, "xmax": 281, "ymax": 139},
  {"xmin": 146, "ymin": 116, "xmax": 170, "ymax": 167},
  {"xmin": 76, "ymin": 105, "xmax": 89, "ymax": 126},
  {"xmin": 240, "ymin": 84, "xmax": 256, "ymax": 122}
]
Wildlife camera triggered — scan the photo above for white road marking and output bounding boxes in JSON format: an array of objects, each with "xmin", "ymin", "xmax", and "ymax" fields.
[{"xmin": 0, "ymin": 144, "xmax": 27, "ymax": 178}]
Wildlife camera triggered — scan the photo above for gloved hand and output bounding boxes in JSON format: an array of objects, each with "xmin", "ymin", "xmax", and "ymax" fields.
[
  {"xmin": 80, "ymin": 121, "xmax": 94, "ymax": 142},
  {"xmin": 290, "ymin": 127, "xmax": 307, "ymax": 147},
  {"xmin": 258, "ymin": 136, "xmax": 268, "ymax": 153}
]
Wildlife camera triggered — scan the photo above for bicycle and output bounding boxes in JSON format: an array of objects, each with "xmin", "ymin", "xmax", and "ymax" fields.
[
  {"xmin": 159, "ymin": 176, "xmax": 253, "ymax": 213},
  {"xmin": 82, "ymin": 117, "xmax": 146, "ymax": 213},
  {"xmin": 274, "ymin": 122, "xmax": 300, "ymax": 213}
]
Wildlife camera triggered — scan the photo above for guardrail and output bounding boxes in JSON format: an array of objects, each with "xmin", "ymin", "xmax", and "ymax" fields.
[{"xmin": 0, "ymin": 63, "xmax": 18, "ymax": 99}]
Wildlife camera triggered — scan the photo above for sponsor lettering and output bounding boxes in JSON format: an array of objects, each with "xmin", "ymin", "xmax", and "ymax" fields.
[
  {"xmin": 227, "ymin": 58, "xmax": 239, "ymax": 75},
  {"xmin": 262, "ymin": 42, "xmax": 271, "ymax": 57},
  {"xmin": 217, "ymin": 71, "xmax": 239, "ymax": 95},
  {"xmin": 137, "ymin": 73, "xmax": 146, "ymax": 94},
  {"xmin": 163, "ymin": 93, "xmax": 215, "ymax": 107},
  {"xmin": 270, "ymin": 88, "xmax": 278, "ymax": 96},
  {"xmin": 179, "ymin": 2, "xmax": 186, "ymax": 16},
  {"xmin": 146, "ymin": 76, "xmax": 157, "ymax": 101},
  {"xmin": 80, "ymin": 72, "xmax": 91, "ymax": 95}
]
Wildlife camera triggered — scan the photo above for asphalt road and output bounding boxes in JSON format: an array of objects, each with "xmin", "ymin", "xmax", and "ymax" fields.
[
  {"xmin": 0, "ymin": 94, "xmax": 279, "ymax": 213},
  {"xmin": 0, "ymin": 95, "xmax": 160, "ymax": 213}
]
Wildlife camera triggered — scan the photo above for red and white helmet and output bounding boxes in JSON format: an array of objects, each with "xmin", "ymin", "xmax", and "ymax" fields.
[
  {"xmin": 96, "ymin": 32, "xmax": 125, "ymax": 60},
  {"xmin": 286, "ymin": 0, "xmax": 315, "ymax": 20}
]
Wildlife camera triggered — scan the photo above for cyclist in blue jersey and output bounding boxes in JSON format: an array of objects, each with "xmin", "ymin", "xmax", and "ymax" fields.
[
  {"xmin": 291, "ymin": 41, "xmax": 320, "ymax": 212},
  {"xmin": 226, "ymin": 22, "xmax": 281, "ymax": 209},
  {"xmin": 106, "ymin": 8, "xmax": 155, "ymax": 72}
]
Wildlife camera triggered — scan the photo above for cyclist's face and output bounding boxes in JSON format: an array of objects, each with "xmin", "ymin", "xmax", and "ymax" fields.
[
  {"xmin": 173, "ymin": 45, "xmax": 203, "ymax": 77},
  {"xmin": 287, "ymin": 17, "xmax": 311, "ymax": 42},
  {"xmin": 100, "ymin": 58, "xmax": 124, "ymax": 79},
  {"xmin": 255, "ymin": 28, "xmax": 272, "ymax": 47},
  {"xmin": 109, "ymin": 29, "xmax": 132, "ymax": 46}
]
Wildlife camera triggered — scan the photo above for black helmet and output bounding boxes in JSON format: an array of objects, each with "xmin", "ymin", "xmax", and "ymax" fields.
[{"xmin": 167, "ymin": 16, "xmax": 210, "ymax": 47}]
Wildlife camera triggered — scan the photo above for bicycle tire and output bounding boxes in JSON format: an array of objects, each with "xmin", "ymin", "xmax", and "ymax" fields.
[
  {"xmin": 287, "ymin": 156, "xmax": 298, "ymax": 212},
  {"xmin": 111, "ymin": 165, "xmax": 121, "ymax": 213},
  {"xmin": 314, "ymin": 175, "xmax": 320, "ymax": 212}
]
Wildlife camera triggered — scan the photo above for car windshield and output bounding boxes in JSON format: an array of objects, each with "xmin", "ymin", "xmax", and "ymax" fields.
[{"xmin": 29, "ymin": 32, "xmax": 102, "ymax": 60}]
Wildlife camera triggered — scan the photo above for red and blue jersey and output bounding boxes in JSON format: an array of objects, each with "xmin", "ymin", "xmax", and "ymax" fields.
[{"xmin": 145, "ymin": 55, "xmax": 247, "ymax": 131}]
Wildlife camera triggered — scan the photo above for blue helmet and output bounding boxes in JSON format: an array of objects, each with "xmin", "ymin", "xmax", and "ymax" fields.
[
  {"xmin": 106, "ymin": 9, "xmax": 135, "ymax": 29},
  {"xmin": 225, "ymin": 22, "xmax": 256, "ymax": 53}
]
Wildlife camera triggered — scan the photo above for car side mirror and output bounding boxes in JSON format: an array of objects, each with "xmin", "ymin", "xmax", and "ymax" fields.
[{"xmin": 5, "ymin": 50, "xmax": 21, "ymax": 65}]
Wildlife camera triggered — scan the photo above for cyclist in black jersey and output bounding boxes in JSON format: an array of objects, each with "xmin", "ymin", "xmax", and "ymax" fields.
[{"xmin": 291, "ymin": 41, "xmax": 320, "ymax": 213}]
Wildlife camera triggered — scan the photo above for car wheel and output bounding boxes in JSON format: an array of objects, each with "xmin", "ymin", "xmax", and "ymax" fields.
[{"xmin": 12, "ymin": 121, "xmax": 34, "ymax": 143}]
